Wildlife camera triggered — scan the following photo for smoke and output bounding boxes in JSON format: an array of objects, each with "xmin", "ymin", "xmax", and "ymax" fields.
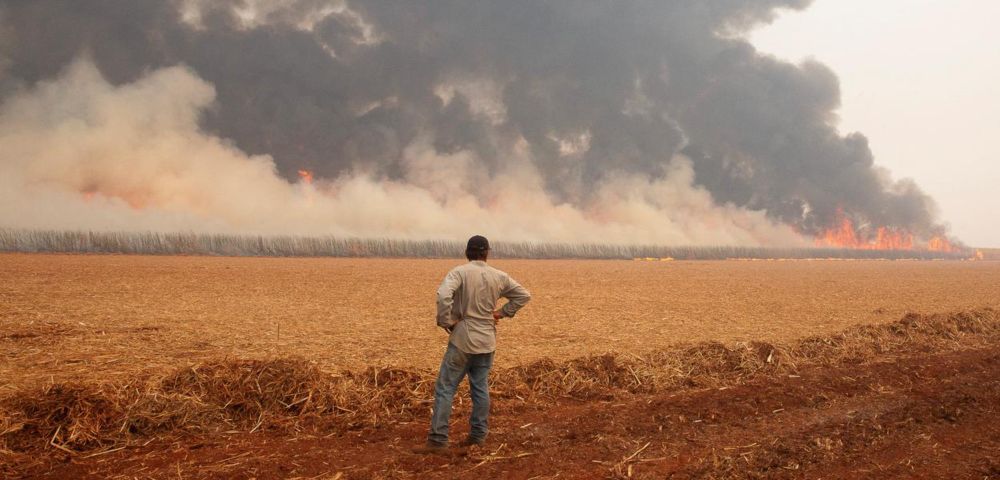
[
  {"xmin": 0, "ymin": 0, "xmax": 947, "ymax": 244},
  {"xmin": 0, "ymin": 58, "xmax": 798, "ymax": 244}
]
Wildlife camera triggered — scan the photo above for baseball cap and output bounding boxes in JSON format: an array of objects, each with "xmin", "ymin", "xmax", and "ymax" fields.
[{"xmin": 466, "ymin": 235, "xmax": 490, "ymax": 251}]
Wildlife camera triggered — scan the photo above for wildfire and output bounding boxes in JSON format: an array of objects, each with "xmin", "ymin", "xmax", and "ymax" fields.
[
  {"xmin": 872, "ymin": 226, "xmax": 914, "ymax": 250},
  {"xmin": 814, "ymin": 209, "xmax": 959, "ymax": 252},
  {"xmin": 297, "ymin": 169, "xmax": 314, "ymax": 185},
  {"xmin": 814, "ymin": 211, "xmax": 913, "ymax": 250},
  {"xmin": 926, "ymin": 235, "xmax": 958, "ymax": 253}
]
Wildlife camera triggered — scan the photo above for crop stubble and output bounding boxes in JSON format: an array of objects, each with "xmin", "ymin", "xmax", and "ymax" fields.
[{"xmin": 2, "ymin": 253, "xmax": 998, "ymax": 392}]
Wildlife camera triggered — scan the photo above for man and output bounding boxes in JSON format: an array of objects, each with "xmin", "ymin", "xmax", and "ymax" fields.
[{"xmin": 415, "ymin": 235, "xmax": 531, "ymax": 454}]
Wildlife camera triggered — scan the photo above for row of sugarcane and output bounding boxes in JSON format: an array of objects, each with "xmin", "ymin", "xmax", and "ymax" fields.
[{"xmin": 0, "ymin": 228, "xmax": 971, "ymax": 260}]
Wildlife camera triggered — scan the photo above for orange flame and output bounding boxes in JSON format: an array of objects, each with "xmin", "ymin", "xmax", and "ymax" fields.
[
  {"xmin": 814, "ymin": 208, "xmax": 959, "ymax": 252},
  {"xmin": 974, "ymin": 250, "xmax": 985, "ymax": 261},
  {"xmin": 814, "ymin": 213, "xmax": 860, "ymax": 248},
  {"xmin": 927, "ymin": 235, "xmax": 958, "ymax": 253},
  {"xmin": 814, "ymin": 210, "xmax": 913, "ymax": 250},
  {"xmin": 872, "ymin": 226, "xmax": 914, "ymax": 250},
  {"xmin": 297, "ymin": 169, "xmax": 314, "ymax": 185}
]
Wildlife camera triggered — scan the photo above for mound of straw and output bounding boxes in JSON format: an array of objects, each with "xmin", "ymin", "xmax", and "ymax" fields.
[{"xmin": 1, "ymin": 308, "xmax": 997, "ymax": 457}]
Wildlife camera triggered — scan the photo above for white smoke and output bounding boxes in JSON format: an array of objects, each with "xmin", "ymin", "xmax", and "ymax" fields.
[{"xmin": 0, "ymin": 59, "xmax": 805, "ymax": 246}]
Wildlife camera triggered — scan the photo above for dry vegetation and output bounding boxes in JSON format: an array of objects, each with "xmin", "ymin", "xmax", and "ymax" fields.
[
  {"xmin": 0, "ymin": 228, "xmax": 970, "ymax": 260},
  {"xmin": 2, "ymin": 254, "xmax": 1000, "ymax": 477},
  {"xmin": 1, "ymin": 309, "xmax": 996, "ymax": 456},
  {"xmin": 2, "ymin": 254, "xmax": 998, "ymax": 389}
]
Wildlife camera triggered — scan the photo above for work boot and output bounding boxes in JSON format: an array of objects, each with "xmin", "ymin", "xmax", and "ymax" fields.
[
  {"xmin": 458, "ymin": 436, "xmax": 485, "ymax": 448},
  {"xmin": 412, "ymin": 440, "xmax": 449, "ymax": 455}
]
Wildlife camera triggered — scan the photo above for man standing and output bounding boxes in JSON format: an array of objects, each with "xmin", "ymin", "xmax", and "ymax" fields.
[{"xmin": 415, "ymin": 235, "xmax": 531, "ymax": 454}]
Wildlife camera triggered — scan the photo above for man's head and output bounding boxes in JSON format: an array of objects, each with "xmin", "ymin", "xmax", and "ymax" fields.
[{"xmin": 465, "ymin": 235, "xmax": 490, "ymax": 261}]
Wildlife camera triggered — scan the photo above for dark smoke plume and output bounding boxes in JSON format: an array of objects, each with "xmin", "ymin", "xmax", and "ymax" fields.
[{"xmin": 0, "ymin": 0, "xmax": 947, "ymax": 241}]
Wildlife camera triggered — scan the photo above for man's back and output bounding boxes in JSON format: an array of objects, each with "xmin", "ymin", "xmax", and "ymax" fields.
[
  {"xmin": 418, "ymin": 235, "xmax": 531, "ymax": 453},
  {"xmin": 436, "ymin": 260, "xmax": 530, "ymax": 354}
]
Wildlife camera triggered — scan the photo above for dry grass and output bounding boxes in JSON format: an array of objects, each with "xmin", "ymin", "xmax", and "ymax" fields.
[
  {"xmin": 2, "ymin": 254, "xmax": 999, "ymax": 393},
  {"xmin": 2, "ymin": 308, "xmax": 997, "ymax": 460}
]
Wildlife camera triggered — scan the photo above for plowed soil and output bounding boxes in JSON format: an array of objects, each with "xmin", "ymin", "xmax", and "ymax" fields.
[{"xmin": 15, "ymin": 346, "xmax": 1000, "ymax": 479}]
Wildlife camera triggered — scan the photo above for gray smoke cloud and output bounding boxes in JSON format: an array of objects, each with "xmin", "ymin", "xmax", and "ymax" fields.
[{"xmin": 0, "ymin": 0, "xmax": 949, "ymax": 243}]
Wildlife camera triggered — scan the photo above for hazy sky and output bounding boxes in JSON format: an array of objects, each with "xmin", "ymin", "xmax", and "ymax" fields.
[{"xmin": 751, "ymin": 0, "xmax": 1000, "ymax": 247}]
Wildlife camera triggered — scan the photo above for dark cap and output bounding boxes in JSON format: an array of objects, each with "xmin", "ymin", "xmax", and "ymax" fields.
[{"xmin": 466, "ymin": 235, "xmax": 490, "ymax": 251}]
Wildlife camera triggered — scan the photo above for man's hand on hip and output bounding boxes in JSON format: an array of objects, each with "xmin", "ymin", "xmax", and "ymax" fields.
[{"xmin": 492, "ymin": 310, "xmax": 502, "ymax": 323}]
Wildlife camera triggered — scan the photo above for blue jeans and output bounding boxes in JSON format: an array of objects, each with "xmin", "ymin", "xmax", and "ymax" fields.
[{"xmin": 428, "ymin": 342, "xmax": 494, "ymax": 445}]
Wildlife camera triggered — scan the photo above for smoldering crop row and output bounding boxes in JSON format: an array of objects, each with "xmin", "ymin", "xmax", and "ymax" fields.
[{"xmin": 0, "ymin": 228, "xmax": 972, "ymax": 259}]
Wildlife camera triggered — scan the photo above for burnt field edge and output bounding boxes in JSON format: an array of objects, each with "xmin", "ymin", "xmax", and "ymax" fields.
[
  {"xmin": 0, "ymin": 228, "xmax": 977, "ymax": 260},
  {"xmin": 1, "ymin": 307, "xmax": 997, "ymax": 469}
]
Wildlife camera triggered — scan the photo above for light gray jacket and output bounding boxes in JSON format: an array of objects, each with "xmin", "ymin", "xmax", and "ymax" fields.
[{"xmin": 436, "ymin": 260, "xmax": 531, "ymax": 354}]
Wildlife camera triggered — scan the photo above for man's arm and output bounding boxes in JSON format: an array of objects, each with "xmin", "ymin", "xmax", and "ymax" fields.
[
  {"xmin": 436, "ymin": 269, "xmax": 462, "ymax": 331},
  {"xmin": 497, "ymin": 274, "xmax": 531, "ymax": 319}
]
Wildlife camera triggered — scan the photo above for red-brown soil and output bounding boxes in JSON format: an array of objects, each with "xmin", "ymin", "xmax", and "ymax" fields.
[{"xmin": 10, "ymin": 346, "xmax": 1000, "ymax": 479}]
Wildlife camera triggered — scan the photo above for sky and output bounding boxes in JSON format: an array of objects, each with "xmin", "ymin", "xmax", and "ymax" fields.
[{"xmin": 750, "ymin": 0, "xmax": 1000, "ymax": 247}]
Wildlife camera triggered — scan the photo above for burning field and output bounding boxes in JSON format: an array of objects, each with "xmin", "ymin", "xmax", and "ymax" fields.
[
  {"xmin": 2, "ymin": 2, "xmax": 997, "ymax": 477},
  {"xmin": 0, "ymin": 1, "xmax": 982, "ymax": 254},
  {"xmin": 2, "ymin": 254, "xmax": 1000, "ymax": 479}
]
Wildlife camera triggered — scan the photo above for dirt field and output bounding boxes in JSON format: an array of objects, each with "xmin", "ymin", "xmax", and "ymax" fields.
[
  {"xmin": 2, "ymin": 254, "xmax": 999, "ymax": 389},
  {"xmin": 24, "ymin": 344, "xmax": 1000, "ymax": 479},
  {"xmin": 2, "ymin": 254, "xmax": 1000, "ymax": 478}
]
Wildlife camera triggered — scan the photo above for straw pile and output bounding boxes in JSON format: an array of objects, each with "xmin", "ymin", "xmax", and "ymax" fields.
[{"xmin": 2, "ymin": 308, "xmax": 997, "ymax": 458}]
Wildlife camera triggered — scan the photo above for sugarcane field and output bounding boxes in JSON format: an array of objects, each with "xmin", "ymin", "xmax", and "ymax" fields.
[{"xmin": 3, "ymin": 1, "xmax": 1000, "ymax": 478}]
